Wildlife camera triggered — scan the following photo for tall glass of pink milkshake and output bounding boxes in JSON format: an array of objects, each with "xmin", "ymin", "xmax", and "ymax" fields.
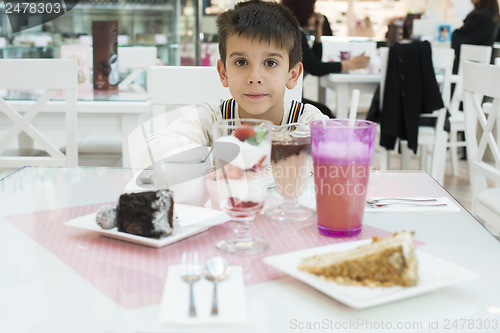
[{"xmin": 310, "ymin": 119, "xmax": 376, "ymax": 236}]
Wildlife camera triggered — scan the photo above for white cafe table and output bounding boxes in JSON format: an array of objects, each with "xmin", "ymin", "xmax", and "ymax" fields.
[
  {"xmin": 1, "ymin": 167, "xmax": 499, "ymax": 333},
  {"xmin": 0, "ymin": 90, "xmax": 152, "ymax": 168},
  {"xmin": 319, "ymin": 73, "xmax": 380, "ymax": 119},
  {"xmin": 319, "ymin": 73, "xmax": 459, "ymax": 119}
]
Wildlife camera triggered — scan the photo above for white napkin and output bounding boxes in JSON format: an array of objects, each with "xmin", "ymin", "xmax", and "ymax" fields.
[
  {"xmin": 365, "ymin": 197, "xmax": 461, "ymax": 213},
  {"xmin": 158, "ymin": 265, "xmax": 247, "ymax": 326}
]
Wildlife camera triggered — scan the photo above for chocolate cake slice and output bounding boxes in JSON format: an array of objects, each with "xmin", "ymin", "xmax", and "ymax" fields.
[{"xmin": 116, "ymin": 190, "xmax": 174, "ymax": 238}]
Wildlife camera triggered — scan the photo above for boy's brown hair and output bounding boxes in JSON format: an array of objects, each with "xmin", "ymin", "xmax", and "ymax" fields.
[{"xmin": 216, "ymin": 0, "xmax": 302, "ymax": 70}]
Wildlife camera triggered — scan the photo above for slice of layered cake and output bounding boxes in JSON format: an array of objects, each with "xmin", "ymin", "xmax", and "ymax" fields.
[{"xmin": 298, "ymin": 231, "xmax": 418, "ymax": 287}]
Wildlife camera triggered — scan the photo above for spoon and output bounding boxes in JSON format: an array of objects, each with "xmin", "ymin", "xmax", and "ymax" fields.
[
  {"xmin": 203, "ymin": 257, "xmax": 230, "ymax": 316},
  {"xmin": 165, "ymin": 146, "xmax": 214, "ymax": 164}
]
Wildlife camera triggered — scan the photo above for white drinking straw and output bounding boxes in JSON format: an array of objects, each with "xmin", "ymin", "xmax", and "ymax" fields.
[{"xmin": 348, "ymin": 89, "xmax": 360, "ymax": 127}]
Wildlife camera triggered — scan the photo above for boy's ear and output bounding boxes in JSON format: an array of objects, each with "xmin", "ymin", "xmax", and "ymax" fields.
[
  {"xmin": 217, "ymin": 59, "xmax": 229, "ymax": 88},
  {"xmin": 286, "ymin": 62, "xmax": 303, "ymax": 90}
]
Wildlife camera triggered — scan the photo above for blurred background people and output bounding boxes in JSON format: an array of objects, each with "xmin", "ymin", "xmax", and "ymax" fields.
[
  {"xmin": 281, "ymin": 0, "xmax": 370, "ymax": 117},
  {"xmin": 353, "ymin": 17, "xmax": 375, "ymax": 38},
  {"xmin": 305, "ymin": 12, "xmax": 333, "ymax": 36},
  {"xmin": 451, "ymin": 0, "xmax": 500, "ymax": 73}
]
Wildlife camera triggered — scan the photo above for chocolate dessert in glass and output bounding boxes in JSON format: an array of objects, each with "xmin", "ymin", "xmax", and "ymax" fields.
[{"xmin": 265, "ymin": 123, "xmax": 315, "ymax": 221}]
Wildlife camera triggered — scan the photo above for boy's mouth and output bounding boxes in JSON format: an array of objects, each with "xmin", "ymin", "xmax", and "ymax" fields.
[{"xmin": 245, "ymin": 93, "xmax": 267, "ymax": 99}]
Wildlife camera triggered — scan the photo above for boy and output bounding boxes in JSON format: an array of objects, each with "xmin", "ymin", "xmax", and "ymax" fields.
[{"xmin": 135, "ymin": 0, "xmax": 327, "ymax": 169}]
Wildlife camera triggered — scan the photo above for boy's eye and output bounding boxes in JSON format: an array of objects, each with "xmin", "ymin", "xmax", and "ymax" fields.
[
  {"xmin": 264, "ymin": 60, "xmax": 278, "ymax": 68},
  {"xmin": 235, "ymin": 59, "xmax": 247, "ymax": 66}
]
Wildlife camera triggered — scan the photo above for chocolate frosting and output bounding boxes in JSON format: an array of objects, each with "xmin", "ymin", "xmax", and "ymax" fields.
[{"xmin": 271, "ymin": 138, "xmax": 310, "ymax": 163}]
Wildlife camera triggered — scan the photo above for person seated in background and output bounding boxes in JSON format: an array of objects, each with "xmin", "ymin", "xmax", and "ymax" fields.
[
  {"xmin": 133, "ymin": 0, "xmax": 327, "ymax": 169},
  {"xmin": 281, "ymin": 0, "xmax": 370, "ymax": 118},
  {"xmin": 305, "ymin": 12, "xmax": 333, "ymax": 36},
  {"xmin": 452, "ymin": 0, "xmax": 500, "ymax": 73}
]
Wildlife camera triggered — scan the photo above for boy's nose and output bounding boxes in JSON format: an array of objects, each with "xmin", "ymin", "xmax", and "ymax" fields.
[{"xmin": 247, "ymin": 66, "xmax": 263, "ymax": 84}]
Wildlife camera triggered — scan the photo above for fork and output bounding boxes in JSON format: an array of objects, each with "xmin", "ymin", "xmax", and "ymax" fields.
[
  {"xmin": 180, "ymin": 252, "xmax": 202, "ymax": 317},
  {"xmin": 367, "ymin": 197, "xmax": 438, "ymax": 204}
]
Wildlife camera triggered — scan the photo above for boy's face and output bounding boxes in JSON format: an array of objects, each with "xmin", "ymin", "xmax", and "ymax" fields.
[{"xmin": 217, "ymin": 34, "xmax": 302, "ymax": 123}]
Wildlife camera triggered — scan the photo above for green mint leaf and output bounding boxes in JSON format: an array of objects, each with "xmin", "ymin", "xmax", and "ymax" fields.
[{"xmin": 246, "ymin": 130, "xmax": 268, "ymax": 146}]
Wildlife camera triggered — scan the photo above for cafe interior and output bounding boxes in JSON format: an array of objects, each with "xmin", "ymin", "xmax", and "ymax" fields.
[{"xmin": 1, "ymin": 0, "xmax": 500, "ymax": 332}]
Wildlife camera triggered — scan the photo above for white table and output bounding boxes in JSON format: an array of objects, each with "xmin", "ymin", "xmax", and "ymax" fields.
[
  {"xmin": 319, "ymin": 73, "xmax": 380, "ymax": 119},
  {"xmin": 1, "ymin": 167, "xmax": 499, "ymax": 333},
  {"xmin": 0, "ymin": 90, "xmax": 152, "ymax": 168},
  {"xmin": 319, "ymin": 73, "xmax": 459, "ymax": 119}
]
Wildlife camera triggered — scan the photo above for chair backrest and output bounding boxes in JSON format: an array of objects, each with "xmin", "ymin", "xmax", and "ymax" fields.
[
  {"xmin": 379, "ymin": 45, "xmax": 453, "ymax": 116},
  {"xmin": 148, "ymin": 65, "xmax": 303, "ymax": 110},
  {"xmin": 117, "ymin": 46, "xmax": 157, "ymax": 92},
  {"xmin": 0, "ymin": 59, "xmax": 78, "ymax": 167},
  {"xmin": 449, "ymin": 44, "xmax": 492, "ymax": 117},
  {"xmin": 462, "ymin": 61, "xmax": 500, "ymax": 198},
  {"xmin": 431, "ymin": 47, "xmax": 455, "ymax": 109},
  {"xmin": 378, "ymin": 47, "xmax": 389, "ymax": 109},
  {"xmin": 458, "ymin": 44, "xmax": 492, "ymax": 75}
]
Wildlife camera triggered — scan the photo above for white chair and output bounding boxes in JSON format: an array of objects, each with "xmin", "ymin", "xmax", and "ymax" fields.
[
  {"xmin": 148, "ymin": 66, "xmax": 232, "ymax": 109},
  {"xmin": 0, "ymin": 59, "xmax": 78, "ymax": 168},
  {"xmin": 371, "ymin": 47, "xmax": 389, "ymax": 170},
  {"xmin": 147, "ymin": 66, "xmax": 233, "ymax": 136},
  {"xmin": 462, "ymin": 61, "xmax": 500, "ymax": 237},
  {"xmin": 117, "ymin": 46, "xmax": 157, "ymax": 92},
  {"xmin": 448, "ymin": 44, "xmax": 492, "ymax": 177},
  {"xmin": 409, "ymin": 47, "xmax": 455, "ymax": 184}
]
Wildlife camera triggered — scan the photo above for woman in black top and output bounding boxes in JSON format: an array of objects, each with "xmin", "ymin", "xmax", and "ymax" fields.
[
  {"xmin": 305, "ymin": 13, "xmax": 333, "ymax": 37},
  {"xmin": 281, "ymin": 0, "xmax": 370, "ymax": 116},
  {"xmin": 281, "ymin": 0, "xmax": 369, "ymax": 75},
  {"xmin": 451, "ymin": 0, "xmax": 500, "ymax": 73}
]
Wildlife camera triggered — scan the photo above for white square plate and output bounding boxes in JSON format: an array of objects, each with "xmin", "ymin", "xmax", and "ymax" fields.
[
  {"xmin": 263, "ymin": 240, "xmax": 480, "ymax": 309},
  {"xmin": 64, "ymin": 204, "xmax": 230, "ymax": 248}
]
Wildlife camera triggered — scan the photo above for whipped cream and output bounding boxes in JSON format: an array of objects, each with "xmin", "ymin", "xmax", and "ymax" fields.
[{"xmin": 215, "ymin": 135, "xmax": 271, "ymax": 170}]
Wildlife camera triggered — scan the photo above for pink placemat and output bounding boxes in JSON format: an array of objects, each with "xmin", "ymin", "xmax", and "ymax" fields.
[{"xmin": 4, "ymin": 203, "xmax": 392, "ymax": 309}]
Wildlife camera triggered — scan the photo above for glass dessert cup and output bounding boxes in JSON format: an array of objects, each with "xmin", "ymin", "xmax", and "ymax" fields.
[
  {"xmin": 212, "ymin": 119, "xmax": 273, "ymax": 255},
  {"xmin": 265, "ymin": 123, "xmax": 315, "ymax": 222}
]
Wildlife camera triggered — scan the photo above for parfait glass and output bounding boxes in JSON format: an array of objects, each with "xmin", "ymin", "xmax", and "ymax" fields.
[
  {"xmin": 265, "ymin": 123, "xmax": 315, "ymax": 221},
  {"xmin": 212, "ymin": 118, "xmax": 273, "ymax": 254}
]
